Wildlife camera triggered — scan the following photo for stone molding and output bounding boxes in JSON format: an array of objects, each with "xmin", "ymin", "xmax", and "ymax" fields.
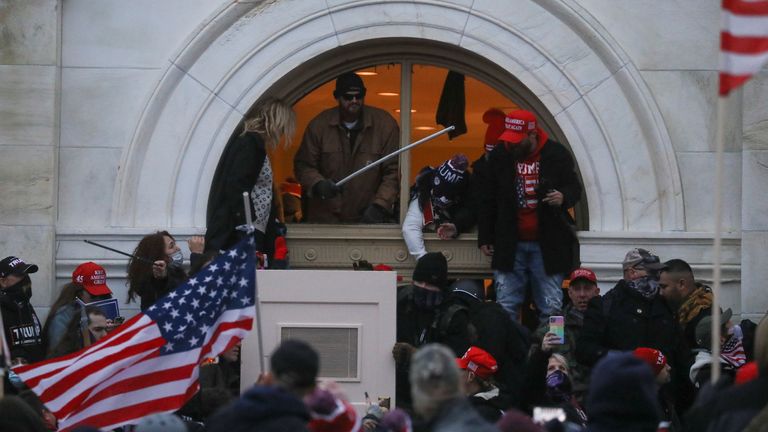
[
  {"xmin": 57, "ymin": 227, "xmax": 740, "ymax": 281},
  {"xmin": 110, "ymin": 0, "xmax": 684, "ymax": 234}
]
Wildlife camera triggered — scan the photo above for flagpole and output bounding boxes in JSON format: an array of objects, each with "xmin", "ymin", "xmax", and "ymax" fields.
[
  {"xmin": 242, "ymin": 192, "xmax": 266, "ymax": 374},
  {"xmin": 710, "ymin": 94, "xmax": 727, "ymax": 382}
]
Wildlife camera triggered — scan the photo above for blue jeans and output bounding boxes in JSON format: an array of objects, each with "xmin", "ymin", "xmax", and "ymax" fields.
[{"xmin": 494, "ymin": 241, "xmax": 564, "ymax": 323}]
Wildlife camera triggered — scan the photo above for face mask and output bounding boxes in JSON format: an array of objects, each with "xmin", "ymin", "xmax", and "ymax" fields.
[
  {"xmin": 3, "ymin": 275, "xmax": 32, "ymax": 300},
  {"xmin": 628, "ymin": 276, "xmax": 659, "ymax": 299},
  {"xmin": 545, "ymin": 370, "xmax": 572, "ymax": 404},
  {"xmin": 170, "ymin": 250, "xmax": 184, "ymax": 267},
  {"xmin": 7, "ymin": 369, "xmax": 25, "ymax": 389},
  {"xmin": 414, "ymin": 288, "xmax": 443, "ymax": 310}
]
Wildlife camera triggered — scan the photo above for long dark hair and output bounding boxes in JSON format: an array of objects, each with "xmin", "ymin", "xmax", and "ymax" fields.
[
  {"xmin": 42, "ymin": 282, "xmax": 85, "ymax": 351},
  {"xmin": 126, "ymin": 231, "xmax": 173, "ymax": 303}
]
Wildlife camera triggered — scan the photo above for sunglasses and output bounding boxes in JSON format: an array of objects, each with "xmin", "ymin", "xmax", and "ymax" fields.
[{"xmin": 341, "ymin": 93, "xmax": 364, "ymax": 101}]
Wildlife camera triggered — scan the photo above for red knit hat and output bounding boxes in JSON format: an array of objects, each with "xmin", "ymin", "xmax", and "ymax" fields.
[
  {"xmin": 633, "ymin": 347, "xmax": 667, "ymax": 375},
  {"xmin": 482, "ymin": 108, "xmax": 506, "ymax": 153},
  {"xmin": 456, "ymin": 346, "xmax": 498, "ymax": 379}
]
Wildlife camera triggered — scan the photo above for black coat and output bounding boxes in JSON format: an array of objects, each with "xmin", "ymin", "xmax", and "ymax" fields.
[
  {"xmin": 134, "ymin": 265, "xmax": 188, "ymax": 311},
  {"xmin": 576, "ymin": 280, "xmax": 682, "ymax": 367},
  {"xmin": 477, "ymin": 139, "xmax": 581, "ymax": 274},
  {"xmin": 206, "ymin": 385, "xmax": 310, "ymax": 432},
  {"xmin": 0, "ymin": 281, "xmax": 44, "ymax": 363},
  {"xmin": 206, "ymin": 132, "xmax": 268, "ymax": 253}
]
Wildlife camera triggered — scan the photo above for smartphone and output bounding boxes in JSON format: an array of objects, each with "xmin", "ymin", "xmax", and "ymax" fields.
[{"xmin": 549, "ymin": 315, "xmax": 565, "ymax": 344}]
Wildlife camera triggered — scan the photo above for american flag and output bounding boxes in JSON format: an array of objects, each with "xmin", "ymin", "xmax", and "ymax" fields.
[
  {"xmin": 720, "ymin": 0, "xmax": 768, "ymax": 95},
  {"xmin": 720, "ymin": 334, "xmax": 747, "ymax": 368},
  {"xmin": 14, "ymin": 237, "xmax": 257, "ymax": 431}
]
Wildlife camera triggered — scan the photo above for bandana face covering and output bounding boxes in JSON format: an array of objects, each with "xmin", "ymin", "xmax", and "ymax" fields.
[
  {"xmin": 545, "ymin": 370, "xmax": 572, "ymax": 404},
  {"xmin": 628, "ymin": 276, "xmax": 659, "ymax": 299}
]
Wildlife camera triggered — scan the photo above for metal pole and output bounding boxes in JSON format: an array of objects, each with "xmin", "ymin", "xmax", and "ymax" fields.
[
  {"xmin": 335, "ymin": 125, "xmax": 455, "ymax": 187},
  {"xmin": 83, "ymin": 240, "xmax": 154, "ymax": 264},
  {"xmin": 241, "ymin": 192, "xmax": 266, "ymax": 374}
]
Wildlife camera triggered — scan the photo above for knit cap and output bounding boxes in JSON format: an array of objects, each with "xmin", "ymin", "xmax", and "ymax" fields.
[{"xmin": 431, "ymin": 154, "xmax": 469, "ymax": 208}]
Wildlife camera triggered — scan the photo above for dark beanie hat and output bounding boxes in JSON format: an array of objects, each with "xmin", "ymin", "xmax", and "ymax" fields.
[
  {"xmin": 586, "ymin": 352, "xmax": 661, "ymax": 431},
  {"xmin": 412, "ymin": 252, "xmax": 448, "ymax": 288},
  {"xmin": 333, "ymin": 72, "xmax": 366, "ymax": 98},
  {"xmin": 271, "ymin": 339, "xmax": 319, "ymax": 389}
]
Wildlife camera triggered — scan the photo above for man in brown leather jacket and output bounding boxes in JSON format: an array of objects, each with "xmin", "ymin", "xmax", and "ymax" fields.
[{"xmin": 294, "ymin": 72, "xmax": 400, "ymax": 223}]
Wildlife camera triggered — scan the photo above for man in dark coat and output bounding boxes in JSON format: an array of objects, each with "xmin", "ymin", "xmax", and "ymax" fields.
[
  {"xmin": 576, "ymin": 248, "xmax": 675, "ymax": 364},
  {"xmin": 576, "ymin": 248, "xmax": 690, "ymax": 411},
  {"xmin": 392, "ymin": 252, "xmax": 471, "ymax": 411},
  {"xmin": 207, "ymin": 339, "xmax": 319, "ymax": 432},
  {"xmin": 478, "ymin": 109, "xmax": 582, "ymax": 323}
]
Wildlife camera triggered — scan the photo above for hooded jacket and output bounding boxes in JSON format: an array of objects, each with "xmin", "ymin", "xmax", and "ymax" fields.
[
  {"xmin": 0, "ymin": 279, "xmax": 44, "ymax": 363},
  {"xmin": 207, "ymin": 385, "xmax": 310, "ymax": 432}
]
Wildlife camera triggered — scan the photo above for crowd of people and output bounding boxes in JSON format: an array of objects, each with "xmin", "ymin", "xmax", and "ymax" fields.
[{"xmin": 1, "ymin": 70, "xmax": 766, "ymax": 431}]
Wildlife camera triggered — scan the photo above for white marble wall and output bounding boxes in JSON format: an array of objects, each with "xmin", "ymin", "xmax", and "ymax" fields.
[
  {"xmin": 0, "ymin": 0, "xmax": 58, "ymax": 311},
  {"xmin": 741, "ymin": 72, "xmax": 768, "ymax": 320},
  {"xmin": 2, "ymin": 0, "xmax": 766, "ymax": 321}
]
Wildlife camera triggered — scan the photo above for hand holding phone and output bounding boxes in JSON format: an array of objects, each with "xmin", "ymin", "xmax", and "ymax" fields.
[{"xmin": 548, "ymin": 315, "xmax": 565, "ymax": 345}]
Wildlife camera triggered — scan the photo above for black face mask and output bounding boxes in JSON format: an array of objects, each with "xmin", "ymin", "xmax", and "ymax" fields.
[
  {"xmin": 2, "ymin": 275, "xmax": 32, "ymax": 300},
  {"xmin": 414, "ymin": 287, "xmax": 444, "ymax": 310}
]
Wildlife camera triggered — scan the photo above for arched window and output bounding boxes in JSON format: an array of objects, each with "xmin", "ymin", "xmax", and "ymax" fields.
[{"xmin": 213, "ymin": 38, "xmax": 587, "ymax": 269}]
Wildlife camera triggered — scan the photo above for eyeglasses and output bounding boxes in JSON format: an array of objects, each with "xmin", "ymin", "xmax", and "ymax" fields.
[{"xmin": 341, "ymin": 93, "xmax": 363, "ymax": 101}]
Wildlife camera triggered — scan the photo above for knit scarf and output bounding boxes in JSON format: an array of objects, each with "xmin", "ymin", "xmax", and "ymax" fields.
[{"xmin": 677, "ymin": 284, "xmax": 713, "ymax": 326}]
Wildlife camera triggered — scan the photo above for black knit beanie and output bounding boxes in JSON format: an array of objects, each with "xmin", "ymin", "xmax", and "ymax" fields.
[{"xmin": 412, "ymin": 252, "xmax": 448, "ymax": 288}]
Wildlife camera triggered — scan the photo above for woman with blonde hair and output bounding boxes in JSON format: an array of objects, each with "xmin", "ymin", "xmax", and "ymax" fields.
[{"xmin": 206, "ymin": 97, "xmax": 296, "ymax": 253}]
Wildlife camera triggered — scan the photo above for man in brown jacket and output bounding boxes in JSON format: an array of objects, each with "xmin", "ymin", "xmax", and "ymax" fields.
[{"xmin": 294, "ymin": 72, "xmax": 400, "ymax": 223}]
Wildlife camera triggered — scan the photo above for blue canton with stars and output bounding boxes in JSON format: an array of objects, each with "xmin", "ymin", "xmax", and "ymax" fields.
[{"xmin": 145, "ymin": 237, "xmax": 256, "ymax": 354}]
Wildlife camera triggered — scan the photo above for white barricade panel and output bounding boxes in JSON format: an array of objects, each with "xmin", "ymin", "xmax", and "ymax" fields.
[{"xmin": 241, "ymin": 269, "xmax": 397, "ymax": 411}]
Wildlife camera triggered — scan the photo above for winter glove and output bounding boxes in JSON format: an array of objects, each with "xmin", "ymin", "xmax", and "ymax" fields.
[
  {"xmin": 271, "ymin": 236, "xmax": 289, "ymax": 269},
  {"xmin": 312, "ymin": 179, "xmax": 340, "ymax": 200},
  {"xmin": 361, "ymin": 203, "xmax": 389, "ymax": 224}
]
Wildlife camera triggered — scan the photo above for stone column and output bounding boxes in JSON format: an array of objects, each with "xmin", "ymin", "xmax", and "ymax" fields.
[
  {"xmin": 741, "ymin": 71, "xmax": 768, "ymax": 322},
  {"xmin": 0, "ymin": 0, "xmax": 60, "ymax": 315}
]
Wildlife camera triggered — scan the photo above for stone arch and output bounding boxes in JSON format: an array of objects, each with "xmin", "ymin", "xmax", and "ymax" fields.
[{"xmin": 112, "ymin": 0, "xmax": 684, "ymax": 232}]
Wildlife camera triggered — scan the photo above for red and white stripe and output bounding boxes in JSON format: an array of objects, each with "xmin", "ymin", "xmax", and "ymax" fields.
[
  {"xmin": 14, "ymin": 307, "xmax": 253, "ymax": 432},
  {"xmin": 720, "ymin": 0, "xmax": 768, "ymax": 95}
]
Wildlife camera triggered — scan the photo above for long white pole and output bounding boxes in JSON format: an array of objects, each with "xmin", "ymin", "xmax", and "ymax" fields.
[
  {"xmin": 242, "ymin": 191, "xmax": 266, "ymax": 373},
  {"xmin": 335, "ymin": 125, "xmax": 455, "ymax": 187},
  {"xmin": 711, "ymin": 95, "xmax": 727, "ymax": 382}
]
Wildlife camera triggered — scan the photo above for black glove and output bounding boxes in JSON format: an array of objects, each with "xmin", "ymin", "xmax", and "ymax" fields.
[
  {"xmin": 361, "ymin": 203, "xmax": 389, "ymax": 223},
  {"xmin": 312, "ymin": 179, "xmax": 340, "ymax": 200}
]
